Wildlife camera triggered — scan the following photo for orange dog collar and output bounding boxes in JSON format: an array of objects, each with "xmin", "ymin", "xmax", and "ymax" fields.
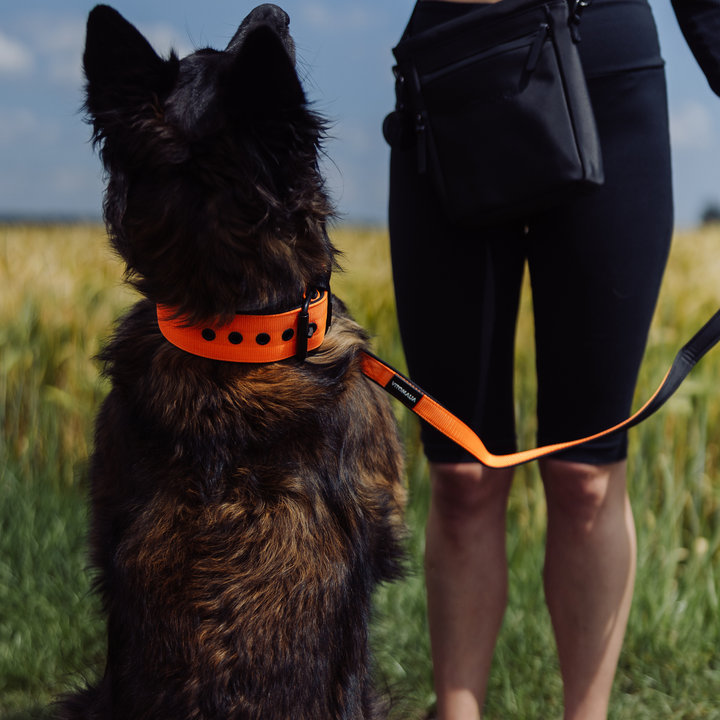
[{"xmin": 157, "ymin": 289, "xmax": 330, "ymax": 363}]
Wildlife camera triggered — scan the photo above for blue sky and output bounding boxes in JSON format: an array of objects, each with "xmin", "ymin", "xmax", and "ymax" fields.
[{"xmin": 1, "ymin": 0, "xmax": 720, "ymax": 226}]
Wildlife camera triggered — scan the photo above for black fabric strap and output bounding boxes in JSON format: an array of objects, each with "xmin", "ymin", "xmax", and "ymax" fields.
[{"xmin": 623, "ymin": 308, "xmax": 720, "ymax": 430}]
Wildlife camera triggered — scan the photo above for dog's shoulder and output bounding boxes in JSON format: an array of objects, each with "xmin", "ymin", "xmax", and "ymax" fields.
[{"xmin": 96, "ymin": 295, "xmax": 387, "ymax": 449}]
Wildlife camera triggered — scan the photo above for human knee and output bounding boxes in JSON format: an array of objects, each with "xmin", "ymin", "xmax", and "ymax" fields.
[
  {"xmin": 430, "ymin": 462, "xmax": 513, "ymax": 522},
  {"xmin": 540, "ymin": 459, "xmax": 626, "ymax": 531}
]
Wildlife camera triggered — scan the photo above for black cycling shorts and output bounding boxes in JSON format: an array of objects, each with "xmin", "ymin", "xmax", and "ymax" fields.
[{"xmin": 388, "ymin": 0, "xmax": 673, "ymax": 465}]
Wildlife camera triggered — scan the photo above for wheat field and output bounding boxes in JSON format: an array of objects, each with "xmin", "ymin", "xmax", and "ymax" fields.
[{"xmin": 0, "ymin": 222, "xmax": 719, "ymax": 718}]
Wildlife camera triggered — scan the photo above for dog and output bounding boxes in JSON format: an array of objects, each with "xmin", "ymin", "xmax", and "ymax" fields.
[{"xmin": 57, "ymin": 4, "xmax": 405, "ymax": 719}]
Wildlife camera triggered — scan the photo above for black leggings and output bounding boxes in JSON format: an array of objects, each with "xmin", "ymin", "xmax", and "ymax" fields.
[{"xmin": 389, "ymin": 3, "xmax": 673, "ymax": 465}]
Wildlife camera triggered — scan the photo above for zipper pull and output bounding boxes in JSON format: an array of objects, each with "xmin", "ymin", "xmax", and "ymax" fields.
[
  {"xmin": 416, "ymin": 113, "xmax": 427, "ymax": 174},
  {"xmin": 570, "ymin": 0, "xmax": 591, "ymax": 42},
  {"xmin": 526, "ymin": 23, "xmax": 549, "ymax": 73}
]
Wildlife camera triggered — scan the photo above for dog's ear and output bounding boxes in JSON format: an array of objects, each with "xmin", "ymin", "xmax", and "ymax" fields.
[
  {"xmin": 221, "ymin": 25, "xmax": 305, "ymax": 114},
  {"xmin": 83, "ymin": 4, "xmax": 179, "ymax": 117}
]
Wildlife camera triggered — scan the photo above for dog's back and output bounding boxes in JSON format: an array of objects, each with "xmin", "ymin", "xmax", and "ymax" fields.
[{"xmin": 57, "ymin": 5, "xmax": 405, "ymax": 719}]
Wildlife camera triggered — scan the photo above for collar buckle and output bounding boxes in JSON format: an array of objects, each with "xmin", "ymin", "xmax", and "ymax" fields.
[{"xmin": 295, "ymin": 288, "xmax": 315, "ymax": 362}]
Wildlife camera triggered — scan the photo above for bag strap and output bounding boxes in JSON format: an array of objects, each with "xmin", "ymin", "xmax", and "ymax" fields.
[
  {"xmin": 397, "ymin": 60, "xmax": 429, "ymax": 173},
  {"xmin": 360, "ymin": 308, "xmax": 720, "ymax": 468}
]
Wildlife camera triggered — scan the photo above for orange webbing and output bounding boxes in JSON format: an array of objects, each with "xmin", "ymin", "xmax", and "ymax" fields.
[
  {"xmin": 157, "ymin": 292, "xmax": 328, "ymax": 363},
  {"xmin": 360, "ymin": 351, "xmax": 672, "ymax": 468}
]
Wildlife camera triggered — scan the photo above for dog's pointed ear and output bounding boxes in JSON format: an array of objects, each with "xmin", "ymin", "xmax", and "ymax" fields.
[
  {"xmin": 83, "ymin": 4, "xmax": 179, "ymax": 116},
  {"xmin": 221, "ymin": 25, "xmax": 305, "ymax": 114}
]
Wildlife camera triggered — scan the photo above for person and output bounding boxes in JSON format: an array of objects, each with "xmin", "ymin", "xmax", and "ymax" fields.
[{"xmin": 387, "ymin": 0, "xmax": 720, "ymax": 717}]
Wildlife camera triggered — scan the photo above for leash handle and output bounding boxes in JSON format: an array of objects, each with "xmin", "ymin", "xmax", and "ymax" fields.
[{"xmin": 361, "ymin": 308, "xmax": 720, "ymax": 468}]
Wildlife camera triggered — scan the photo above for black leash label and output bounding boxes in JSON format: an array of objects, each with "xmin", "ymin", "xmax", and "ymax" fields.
[{"xmin": 385, "ymin": 374, "xmax": 423, "ymax": 409}]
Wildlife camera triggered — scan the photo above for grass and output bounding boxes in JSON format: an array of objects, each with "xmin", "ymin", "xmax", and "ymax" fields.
[{"xmin": 1, "ymin": 222, "xmax": 720, "ymax": 718}]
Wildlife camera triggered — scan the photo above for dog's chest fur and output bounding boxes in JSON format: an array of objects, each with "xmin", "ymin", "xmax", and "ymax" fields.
[
  {"xmin": 57, "ymin": 5, "xmax": 405, "ymax": 719},
  {"xmin": 84, "ymin": 300, "xmax": 404, "ymax": 718}
]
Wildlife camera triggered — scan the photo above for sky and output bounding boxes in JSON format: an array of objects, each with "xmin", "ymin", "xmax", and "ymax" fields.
[{"xmin": 1, "ymin": 0, "xmax": 720, "ymax": 227}]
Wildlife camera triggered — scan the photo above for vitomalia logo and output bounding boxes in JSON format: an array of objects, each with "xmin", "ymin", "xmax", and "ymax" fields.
[{"xmin": 385, "ymin": 374, "xmax": 423, "ymax": 409}]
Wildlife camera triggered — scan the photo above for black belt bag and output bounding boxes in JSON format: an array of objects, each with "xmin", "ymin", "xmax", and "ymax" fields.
[{"xmin": 384, "ymin": 0, "xmax": 604, "ymax": 228}]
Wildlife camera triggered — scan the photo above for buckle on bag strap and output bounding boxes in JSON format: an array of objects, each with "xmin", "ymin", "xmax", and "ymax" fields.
[
  {"xmin": 570, "ymin": 0, "xmax": 592, "ymax": 19},
  {"xmin": 569, "ymin": 0, "xmax": 593, "ymax": 42}
]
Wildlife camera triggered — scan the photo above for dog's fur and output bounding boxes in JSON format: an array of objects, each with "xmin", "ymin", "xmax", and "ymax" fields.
[{"xmin": 57, "ymin": 5, "xmax": 405, "ymax": 719}]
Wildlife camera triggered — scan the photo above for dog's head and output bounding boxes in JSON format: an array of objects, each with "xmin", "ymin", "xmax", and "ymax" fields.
[{"xmin": 84, "ymin": 4, "xmax": 335, "ymax": 324}]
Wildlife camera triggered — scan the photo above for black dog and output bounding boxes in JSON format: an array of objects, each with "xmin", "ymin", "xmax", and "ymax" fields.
[{"xmin": 57, "ymin": 5, "xmax": 405, "ymax": 718}]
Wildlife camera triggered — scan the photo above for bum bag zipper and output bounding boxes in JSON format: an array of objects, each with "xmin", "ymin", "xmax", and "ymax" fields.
[
  {"xmin": 420, "ymin": 26, "xmax": 549, "ymax": 85},
  {"xmin": 414, "ymin": 23, "xmax": 550, "ymax": 173},
  {"xmin": 526, "ymin": 23, "xmax": 549, "ymax": 71}
]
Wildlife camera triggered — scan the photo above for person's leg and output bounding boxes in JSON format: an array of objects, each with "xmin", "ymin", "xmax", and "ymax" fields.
[
  {"xmin": 528, "ymin": 67, "xmax": 673, "ymax": 718},
  {"xmin": 425, "ymin": 462, "xmax": 514, "ymax": 719},
  {"xmin": 540, "ymin": 458, "xmax": 636, "ymax": 720},
  {"xmin": 388, "ymin": 12, "xmax": 528, "ymax": 718},
  {"xmin": 390, "ymin": 134, "xmax": 526, "ymax": 720},
  {"xmin": 390, "ymin": 147, "xmax": 525, "ymax": 717}
]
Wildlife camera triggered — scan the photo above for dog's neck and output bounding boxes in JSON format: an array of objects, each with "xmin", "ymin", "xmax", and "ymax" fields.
[{"xmin": 157, "ymin": 289, "xmax": 331, "ymax": 363}]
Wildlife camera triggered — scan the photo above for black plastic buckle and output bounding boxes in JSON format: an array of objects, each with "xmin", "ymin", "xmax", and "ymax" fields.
[
  {"xmin": 309, "ymin": 282, "xmax": 333, "ymax": 332},
  {"xmin": 392, "ymin": 66, "xmax": 405, "ymax": 111},
  {"xmin": 569, "ymin": 0, "xmax": 591, "ymax": 41},
  {"xmin": 295, "ymin": 288, "xmax": 315, "ymax": 362},
  {"xmin": 571, "ymin": 0, "xmax": 592, "ymax": 20}
]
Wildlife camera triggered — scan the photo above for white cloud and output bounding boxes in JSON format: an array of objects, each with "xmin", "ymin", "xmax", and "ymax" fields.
[
  {"xmin": 0, "ymin": 30, "xmax": 34, "ymax": 75},
  {"xmin": 670, "ymin": 101, "xmax": 715, "ymax": 150},
  {"xmin": 27, "ymin": 17, "xmax": 84, "ymax": 54},
  {"xmin": 0, "ymin": 108, "xmax": 60, "ymax": 146},
  {"xmin": 44, "ymin": 19, "xmax": 86, "ymax": 85},
  {"xmin": 12, "ymin": 15, "xmax": 86, "ymax": 86},
  {"xmin": 9, "ymin": 14, "xmax": 193, "ymax": 88},
  {"xmin": 299, "ymin": 2, "xmax": 373, "ymax": 32},
  {"xmin": 140, "ymin": 23, "xmax": 194, "ymax": 59}
]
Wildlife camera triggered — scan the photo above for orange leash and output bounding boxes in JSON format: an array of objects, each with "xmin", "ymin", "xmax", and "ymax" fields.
[
  {"xmin": 360, "ymin": 307, "xmax": 720, "ymax": 468},
  {"xmin": 155, "ymin": 287, "xmax": 720, "ymax": 469}
]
